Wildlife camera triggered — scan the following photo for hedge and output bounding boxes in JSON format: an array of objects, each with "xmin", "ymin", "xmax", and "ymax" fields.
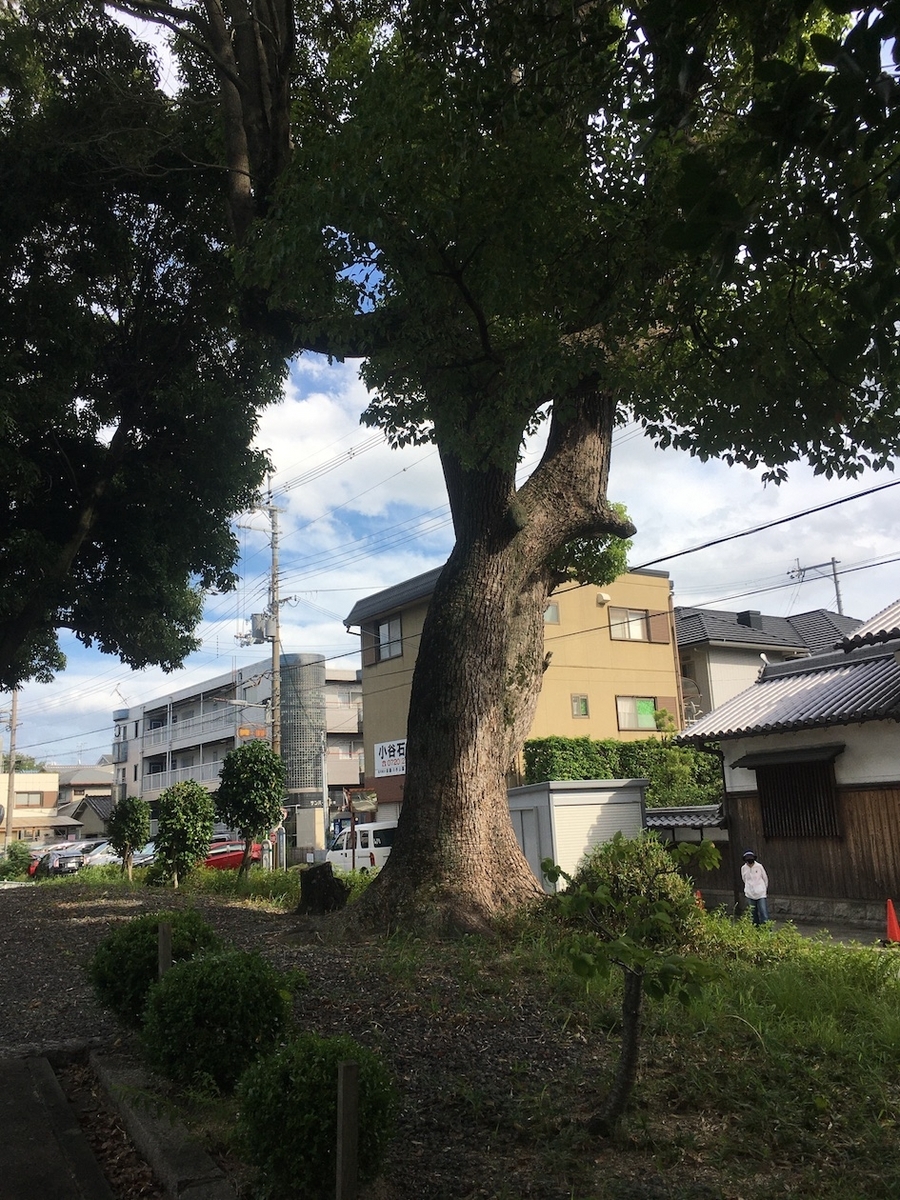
[{"xmin": 523, "ymin": 735, "xmax": 722, "ymax": 807}]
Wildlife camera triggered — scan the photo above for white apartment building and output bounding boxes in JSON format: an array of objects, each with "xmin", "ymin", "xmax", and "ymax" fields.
[{"xmin": 111, "ymin": 655, "xmax": 363, "ymax": 852}]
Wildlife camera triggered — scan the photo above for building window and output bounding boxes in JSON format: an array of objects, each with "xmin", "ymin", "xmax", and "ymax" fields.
[
  {"xmin": 14, "ymin": 792, "xmax": 42, "ymax": 808},
  {"xmin": 544, "ymin": 602, "xmax": 560, "ymax": 624},
  {"xmin": 571, "ymin": 694, "xmax": 590, "ymax": 718},
  {"xmin": 616, "ymin": 696, "xmax": 657, "ymax": 730},
  {"xmin": 609, "ymin": 607, "xmax": 649, "ymax": 641},
  {"xmin": 377, "ymin": 616, "xmax": 402, "ymax": 660},
  {"xmin": 757, "ymin": 762, "xmax": 840, "ymax": 839}
]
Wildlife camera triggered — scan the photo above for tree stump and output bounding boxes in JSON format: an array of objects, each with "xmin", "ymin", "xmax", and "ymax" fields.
[{"xmin": 298, "ymin": 862, "xmax": 350, "ymax": 914}]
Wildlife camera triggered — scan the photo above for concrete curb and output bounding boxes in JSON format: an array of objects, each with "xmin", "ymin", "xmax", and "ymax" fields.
[
  {"xmin": 0, "ymin": 1055, "xmax": 117, "ymax": 1200},
  {"xmin": 90, "ymin": 1051, "xmax": 236, "ymax": 1200}
]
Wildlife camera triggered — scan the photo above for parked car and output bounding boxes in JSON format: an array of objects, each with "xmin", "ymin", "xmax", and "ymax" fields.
[
  {"xmin": 326, "ymin": 821, "xmax": 397, "ymax": 872},
  {"xmin": 131, "ymin": 840, "xmax": 156, "ymax": 868},
  {"xmin": 33, "ymin": 843, "xmax": 88, "ymax": 877},
  {"xmin": 27, "ymin": 842, "xmax": 72, "ymax": 877},
  {"xmin": 203, "ymin": 840, "xmax": 261, "ymax": 870},
  {"xmin": 54, "ymin": 839, "xmax": 115, "ymax": 874}
]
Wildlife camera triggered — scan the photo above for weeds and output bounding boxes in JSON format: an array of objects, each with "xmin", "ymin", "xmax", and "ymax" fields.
[{"xmin": 37, "ymin": 872, "xmax": 900, "ymax": 1197}]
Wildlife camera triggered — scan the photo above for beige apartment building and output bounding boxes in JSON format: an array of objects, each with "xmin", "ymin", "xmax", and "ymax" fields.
[
  {"xmin": 1, "ymin": 771, "xmax": 81, "ymax": 845},
  {"xmin": 344, "ymin": 567, "xmax": 682, "ymax": 820}
]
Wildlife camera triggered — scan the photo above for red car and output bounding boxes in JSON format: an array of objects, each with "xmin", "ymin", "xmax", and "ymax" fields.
[{"xmin": 203, "ymin": 840, "xmax": 261, "ymax": 870}]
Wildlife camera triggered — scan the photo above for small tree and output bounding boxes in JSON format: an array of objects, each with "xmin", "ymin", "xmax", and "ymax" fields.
[
  {"xmin": 0, "ymin": 840, "xmax": 31, "ymax": 880},
  {"xmin": 105, "ymin": 795, "xmax": 150, "ymax": 882},
  {"xmin": 155, "ymin": 780, "xmax": 215, "ymax": 888},
  {"xmin": 216, "ymin": 740, "xmax": 286, "ymax": 875},
  {"xmin": 544, "ymin": 832, "xmax": 720, "ymax": 1136}
]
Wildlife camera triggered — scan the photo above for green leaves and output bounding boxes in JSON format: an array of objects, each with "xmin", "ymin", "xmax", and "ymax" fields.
[
  {"xmin": 105, "ymin": 796, "xmax": 151, "ymax": 875},
  {"xmin": 547, "ymin": 832, "xmax": 721, "ymax": 1000},
  {"xmin": 0, "ymin": 2, "xmax": 285, "ymax": 688},
  {"xmin": 155, "ymin": 780, "xmax": 216, "ymax": 887},
  {"xmin": 216, "ymin": 740, "xmax": 287, "ymax": 853},
  {"xmin": 525, "ymin": 735, "xmax": 723, "ymax": 808}
]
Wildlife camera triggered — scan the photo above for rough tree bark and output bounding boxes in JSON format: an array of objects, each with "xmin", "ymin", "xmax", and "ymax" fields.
[{"xmin": 349, "ymin": 387, "xmax": 634, "ymax": 933}]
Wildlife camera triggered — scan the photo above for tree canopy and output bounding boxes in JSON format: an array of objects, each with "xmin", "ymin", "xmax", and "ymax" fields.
[
  {"xmin": 105, "ymin": 794, "xmax": 151, "ymax": 881},
  {"xmin": 216, "ymin": 740, "xmax": 286, "ymax": 873},
  {"xmin": 12, "ymin": 0, "xmax": 900, "ymax": 928},
  {"xmin": 0, "ymin": 4, "xmax": 286, "ymax": 688},
  {"xmin": 154, "ymin": 779, "xmax": 215, "ymax": 887}
]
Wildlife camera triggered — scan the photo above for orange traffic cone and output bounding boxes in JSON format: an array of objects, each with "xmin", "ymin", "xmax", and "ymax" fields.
[{"xmin": 887, "ymin": 899, "xmax": 900, "ymax": 943}]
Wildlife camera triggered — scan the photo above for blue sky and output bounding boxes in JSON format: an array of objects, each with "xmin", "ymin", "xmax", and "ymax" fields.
[{"xmin": 8, "ymin": 355, "xmax": 899, "ymax": 768}]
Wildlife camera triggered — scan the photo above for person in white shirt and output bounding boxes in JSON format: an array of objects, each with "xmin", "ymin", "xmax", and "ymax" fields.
[{"xmin": 741, "ymin": 850, "xmax": 770, "ymax": 925}]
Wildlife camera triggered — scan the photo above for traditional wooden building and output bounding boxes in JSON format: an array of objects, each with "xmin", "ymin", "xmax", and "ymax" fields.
[{"xmin": 679, "ymin": 599, "xmax": 900, "ymax": 926}]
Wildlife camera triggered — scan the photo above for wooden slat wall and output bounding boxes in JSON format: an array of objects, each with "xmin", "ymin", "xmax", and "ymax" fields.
[{"xmin": 726, "ymin": 785, "xmax": 900, "ymax": 901}]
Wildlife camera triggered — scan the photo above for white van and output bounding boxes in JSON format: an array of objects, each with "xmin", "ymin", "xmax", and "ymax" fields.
[{"xmin": 326, "ymin": 821, "xmax": 397, "ymax": 872}]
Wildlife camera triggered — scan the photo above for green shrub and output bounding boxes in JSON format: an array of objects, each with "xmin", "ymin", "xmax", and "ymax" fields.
[
  {"xmin": 236, "ymin": 1033, "xmax": 398, "ymax": 1199},
  {"xmin": 523, "ymin": 734, "xmax": 723, "ymax": 807},
  {"xmin": 330, "ymin": 866, "xmax": 379, "ymax": 904},
  {"xmin": 141, "ymin": 951, "xmax": 294, "ymax": 1091},
  {"xmin": 564, "ymin": 830, "xmax": 701, "ymax": 946},
  {"xmin": 90, "ymin": 909, "xmax": 221, "ymax": 1027},
  {"xmin": 0, "ymin": 841, "xmax": 32, "ymax": 880}
]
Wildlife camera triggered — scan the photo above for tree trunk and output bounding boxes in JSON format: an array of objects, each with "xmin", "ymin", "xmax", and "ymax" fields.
[
  {"xmin": 352, "ymin": 545, "xmax": 552, "ymax": 934},
  {"xmin": 588, "ymin": 966, "xmax": 644, "ymax": 1136},
  {"xmin": 240, "ymin": 836, "xmax": 253, "ymax": 878},
  {"xmin": 345, "ymin": 387, "xmax": 632, "ymax": 935}
]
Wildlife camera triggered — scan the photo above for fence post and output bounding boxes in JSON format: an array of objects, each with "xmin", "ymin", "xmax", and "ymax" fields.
[
  {"xmin": 158, "ymin": 921, "xmax": 172, "ymax": 979},
  {"xmin": 335, "ymin": 1060, "xmax": 359, "ymax": 1200}
]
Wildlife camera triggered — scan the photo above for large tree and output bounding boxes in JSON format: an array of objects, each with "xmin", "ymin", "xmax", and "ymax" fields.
[
  {"xmin": 0, "ymin": 4, "xmax": 286, "ymax": 689},
  {"xmin": 85, "ymin": 0, "xmax": 900, "ymax": 929}
]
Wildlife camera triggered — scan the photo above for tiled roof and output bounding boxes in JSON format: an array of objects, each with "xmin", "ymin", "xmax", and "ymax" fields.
[
  {"xmin": 839, "ymin": 597, "xmax": 900, "ymax": 650},
  {"xmin": 81, "ymin": 795, "xmax": 115, "ymax": 821},
  {"xmin": 645, "ymin": 804, "xmax": 725, "ymax": 829},
  {"xmin": 54, "ymin": 765, "xmax": 115, "ymax": 786},
  {"xmin": 679, "ymin": 638, "xmax": 900, "ymax": 742},
  {"xmin": 786, "ymin": 609, "xmax": 863, "ymax": 654},
  {"xmin": 675, "ymin": 606, "xmax": 861, "ymax": 654}
]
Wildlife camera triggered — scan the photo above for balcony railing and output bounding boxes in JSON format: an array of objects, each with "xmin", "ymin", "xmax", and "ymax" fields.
[
  {"xmin": 143, "ymin": 710, "xmax": 235, "ymax": 747},
  {"xmin": 141, "ymin": 760, "xmax": 225, "ymax": 795}
]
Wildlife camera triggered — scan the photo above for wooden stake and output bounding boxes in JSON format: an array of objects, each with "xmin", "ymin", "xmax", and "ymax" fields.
[
  {"xmin": 158, "ymin": 921, "xmax": 172, "ymax": 979},
  {"xmin": 335, "ymin": 1060, "xmax": 360, "ymax": 1200}
]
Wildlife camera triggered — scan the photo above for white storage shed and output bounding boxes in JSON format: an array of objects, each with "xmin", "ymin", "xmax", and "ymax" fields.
[{"xmin": 508, "ymin": 778, "xmax": 649, "ymax": 892}]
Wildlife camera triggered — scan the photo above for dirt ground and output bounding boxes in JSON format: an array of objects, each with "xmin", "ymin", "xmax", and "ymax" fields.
[
  {"xmin": 0, "ymin": 885, "xmax": 610, "ymax": 1199},
  {"xmin": 0, "ymin": 882, "xmax": 772, "ymax": 1200}
]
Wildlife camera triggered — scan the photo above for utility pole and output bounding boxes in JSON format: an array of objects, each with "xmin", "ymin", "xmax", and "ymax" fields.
[
  {"xmin": 789, "ymin": 557, "xmax": 844, "ymax": 615},
  {"xmin": 4, "ymin": 691, "xmax": 18, "ymax": 850},
  {"xmin": 321, "ymin": 729, "xmax": 329, "ymax": 845},
  {"xmin": 267, "ymin": 485, "xmax": 282, "ymax": 757},
  {"xmin": 238, "ymin": 483, "xmax": 284, "ymax": 755}
]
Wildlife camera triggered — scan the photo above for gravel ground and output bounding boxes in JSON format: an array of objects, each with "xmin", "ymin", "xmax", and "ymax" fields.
[{"xmin": 1, "ymin": 882, "xmax": 631, "ymax": 1200}]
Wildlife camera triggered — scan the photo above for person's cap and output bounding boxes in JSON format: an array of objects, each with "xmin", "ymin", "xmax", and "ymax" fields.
[{"xmin": 742, "ymin": 850, "xmax": 756, "ymax": 858}]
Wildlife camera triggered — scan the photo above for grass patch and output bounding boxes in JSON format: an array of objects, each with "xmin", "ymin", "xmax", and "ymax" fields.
[
  {"xmin": 37, "ymin": 865, "xmax": 303, "ymax": 908},
  {"xmin": 176, "ymin": 866, "xmax": 301, "ymax": 907},
  {"xmin": 43, "ymin": 876, "xmax": 900, "ymax": 1198}
]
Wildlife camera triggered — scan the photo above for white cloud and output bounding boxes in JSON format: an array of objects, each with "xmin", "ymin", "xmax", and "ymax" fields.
[{"xmin": 10, "ymin": 358, "xmax": 899, "ymax": 762}]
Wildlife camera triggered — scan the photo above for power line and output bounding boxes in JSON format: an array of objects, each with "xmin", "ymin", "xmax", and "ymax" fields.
[
  {"xmin": 632, "ymin": 478, "xmax": 900, "ymax": 570},
  {"xmin": 693, "ymin": 552, "xmax": 900, "ymax": 610}
]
